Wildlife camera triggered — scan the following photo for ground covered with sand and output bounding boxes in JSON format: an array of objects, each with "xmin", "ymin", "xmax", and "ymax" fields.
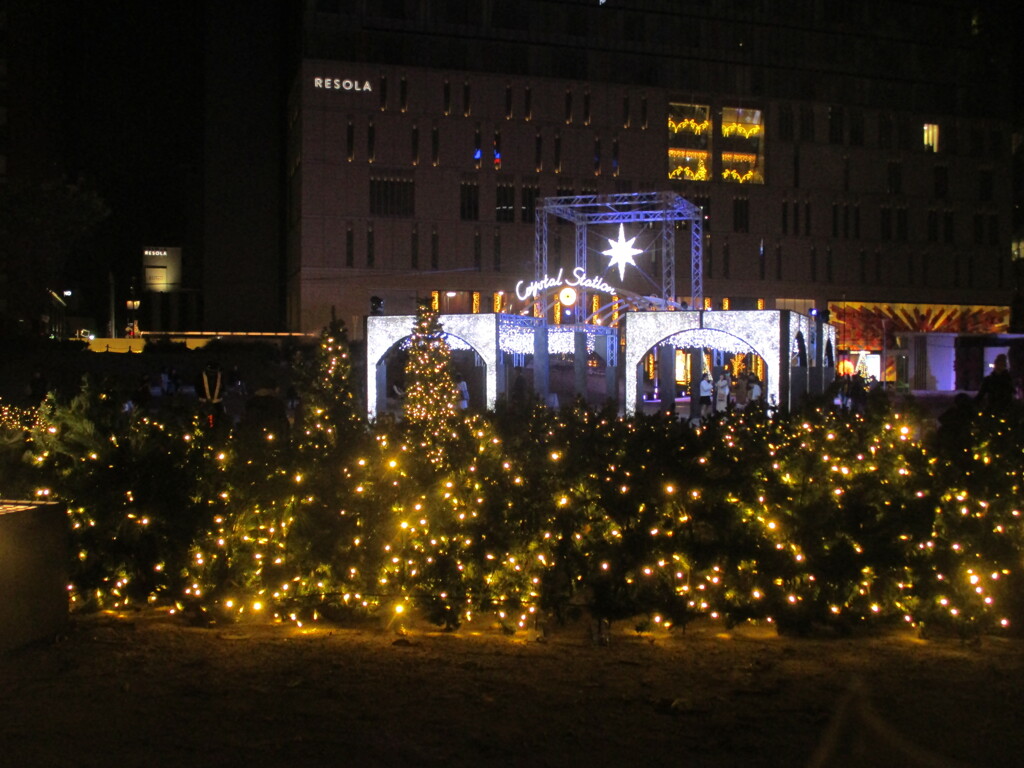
[{"xmin": 2, "ymin": 610, "xmax": 1022, "ymax": 767}]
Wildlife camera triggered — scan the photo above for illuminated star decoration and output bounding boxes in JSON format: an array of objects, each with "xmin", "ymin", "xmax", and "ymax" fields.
[{"xmin": 602, "ymin": 224, "xmax": 644, "ymax": 281}]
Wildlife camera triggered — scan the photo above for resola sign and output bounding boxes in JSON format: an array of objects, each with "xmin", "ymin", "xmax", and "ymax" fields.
[
  {"xmin": 515, "ymin": 267, "xmax": 615, "ymax": 301},
  {"xmin": 313, "ymin": 78, "xmax": 373, "ymax": 91}
]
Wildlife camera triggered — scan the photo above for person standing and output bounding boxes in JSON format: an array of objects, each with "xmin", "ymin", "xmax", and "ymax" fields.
[
  {"xmin": 733, "ymin": 374, "xmax": 749, "ymax": 412},
  {"xmin": 714, "ymin": 372, "xmax": 730, "ymax": 413},
  {"xmin": 746, "ymin": 374, "xmax": 763, "ymax": 413},
  {"xmin": 456, "ymin": 374, "xmax": 470, "ymax": 410},
  {"xmin": 976, "ymin": 353, "xmax": 1014, "ymax": 412},
  {"xmin": 698, "ymin": 373, "xmax": 713, "ymax": 419},
  {"xmin": 197, "ymin": 362, "xmax": 225, "ymax": 428}
]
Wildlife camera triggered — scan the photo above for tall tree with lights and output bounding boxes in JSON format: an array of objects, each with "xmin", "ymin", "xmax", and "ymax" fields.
[
  {"xmin": 295, "ymin": 319, "xmax": 364, "ymax": 455},
  {"xmin": 402, "ymin": 301, "xmax": 460, "ymax": 457}
]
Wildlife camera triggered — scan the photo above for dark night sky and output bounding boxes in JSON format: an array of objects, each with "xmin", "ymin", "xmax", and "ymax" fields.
[
  {"xmin": 27, "ymin": 2, "xmax": 1024, "ymax": 325},
  {"xmin": 44, "ymin": 2, "xmax": 206, "ymax": 318}
]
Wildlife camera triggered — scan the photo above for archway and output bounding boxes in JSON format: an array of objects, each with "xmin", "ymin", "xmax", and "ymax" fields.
[
  {"xmin": 635, "ymin": 328, "xmax": 768, "ymax": 418},
  {"xmin": 366, "ymin": 314, "xmax": 501, "ymax": 420},
  {"xmin": 623, "ymin": 310, "xmax": 800, "ymax": 416}
]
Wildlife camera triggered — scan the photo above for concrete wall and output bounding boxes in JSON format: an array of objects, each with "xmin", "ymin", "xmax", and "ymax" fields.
[{"xmin": 0, "ymin": 502, "xmax": 68, "ymax": 653}]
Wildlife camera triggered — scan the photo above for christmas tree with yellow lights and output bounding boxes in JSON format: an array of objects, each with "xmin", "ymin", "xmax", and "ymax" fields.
[
  {"xmin": 403, "ymin": 300, "xmax": 460, "ymax": 435},
  {"xmin": 296, "ymin": 319, "xmax": 363, "ymax": 453}
]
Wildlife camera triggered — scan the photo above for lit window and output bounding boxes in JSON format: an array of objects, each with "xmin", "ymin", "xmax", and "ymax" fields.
[
  {"xmin": 720, "ymin": 107, "xmax": 764, "ymax": 184},
  {"xmin": 667, "ymin": 103, "xmax": 711, "ymax": 182},
  {"xmin": 923, "ymin": 123, "xmax": 939, "ymax": 152},
  {"xmin": 1012, "ymin": 238, "xmax": 1024, "ymax": 261},
  {"xmin": 675, "ymin": 349, "xmax": 690, "ymax": 386}
]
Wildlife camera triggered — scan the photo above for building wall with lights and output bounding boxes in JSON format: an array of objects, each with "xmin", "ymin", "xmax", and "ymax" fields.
[{"xmin": 285, "ymin": 1, "xmax": 1017, "ymax": 352}]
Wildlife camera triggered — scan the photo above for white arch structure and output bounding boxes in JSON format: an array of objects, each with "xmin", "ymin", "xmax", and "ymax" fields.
[
  {"xmin": 367, "ymin": 310, "xmax": 834, "ymax": 419},
  {"xmin": 366, "ymin": 313, "xmax": 504, "ymax": 420},
  {"xmin": 623, "ymin": 310, "xmax": 834, "ymax": 415}
]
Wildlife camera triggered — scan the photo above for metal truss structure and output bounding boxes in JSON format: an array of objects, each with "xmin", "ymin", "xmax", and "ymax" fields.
[{"xmin": 534, "ymin": 191, "xmax": 704, "ymax": 320}]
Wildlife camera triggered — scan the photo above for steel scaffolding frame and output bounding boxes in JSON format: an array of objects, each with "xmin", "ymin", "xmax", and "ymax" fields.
[{"xmin": 534, "ymin": 191, "xmax": 704, "ymax": 322}]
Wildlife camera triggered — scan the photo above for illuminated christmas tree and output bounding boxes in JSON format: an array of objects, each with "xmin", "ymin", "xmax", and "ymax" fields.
[
  {"xmin": 296, "ymin": 319, "xmax": 363, "ymax": 453},
  {"xmin": 403, "ymin": 301, "xmax": 460, "ymax": 436}
]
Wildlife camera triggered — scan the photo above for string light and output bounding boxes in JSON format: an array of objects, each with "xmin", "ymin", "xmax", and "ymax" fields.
[
  {"xmin": 668, "ymin": 117, "xmax": 711, "ymax": 134},
  {"xmin": 8, "ymin": 326, "xmax": 1022, "ymax": 640}
]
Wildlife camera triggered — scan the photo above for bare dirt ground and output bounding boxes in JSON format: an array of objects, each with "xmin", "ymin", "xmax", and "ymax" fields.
[{"xmin": 2, "ymin": 610, "xmax": 1023, "ymax": 767}]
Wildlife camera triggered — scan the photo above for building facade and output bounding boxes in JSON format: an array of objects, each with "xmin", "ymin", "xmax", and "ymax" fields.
[{"xmin": 285, "ymin": 1, "xmax": 1017, "ymax": 357}]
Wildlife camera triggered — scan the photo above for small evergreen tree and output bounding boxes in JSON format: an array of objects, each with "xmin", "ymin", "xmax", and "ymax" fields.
[
  {"xmin": 296, "ymin": 319, "xmax": 364, "ymax": 454},
  {"xmin": 403, "ymin": 301, "xmax": 460, "ymax": 448}
]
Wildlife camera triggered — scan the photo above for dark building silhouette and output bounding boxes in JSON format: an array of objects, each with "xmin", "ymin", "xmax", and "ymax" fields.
[
  {"xmin": 3, "ymin": 2, "xmax": 1022, "ymax": 348},
  {"xmin": 264, "ymin": 1, "xmax": 1019, "ymax": 345}
]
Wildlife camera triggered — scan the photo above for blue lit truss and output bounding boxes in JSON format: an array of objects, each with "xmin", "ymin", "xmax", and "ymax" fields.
[{"xmin": 534, "ymin": 191, "xmax": 704, "ymax": 318}]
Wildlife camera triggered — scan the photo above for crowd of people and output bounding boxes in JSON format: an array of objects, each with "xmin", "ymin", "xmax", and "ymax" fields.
[
  {"xmin": 832, "ymin": 371, "xmax": 879, "ymax": 416},
  {"xmin": 117, "ymin": 361, "xmax": 298, "ymax": 439},
  {"xmin": 694, "ymin": 371, "xmax": 765, "ymax": 422}
]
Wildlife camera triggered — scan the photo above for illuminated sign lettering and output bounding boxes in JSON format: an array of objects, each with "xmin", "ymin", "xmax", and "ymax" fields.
[
  {"xmin": 313, "ymin": 77, "xmax": 373, "ymax": 92},
  {"xmin": 515, "ymin": 267, "xmax": 615, "ymax": 302}
]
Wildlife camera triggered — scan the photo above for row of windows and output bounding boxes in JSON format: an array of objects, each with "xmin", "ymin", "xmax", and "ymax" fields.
[
  {"xmin": 885, "ymin": 162, "xmax": 993, "ymax": 201},
  {"xmin": 348, "ymin": 73, "xmax": 1005, "ymax": 161},
  {"xmin": 776, "ymin": 105, "xmax": 1002, "ymax": 157},
  {"xmin": 746, "ymin": 199, "xmax": 997, "ymax": 246},
  {"xmin": 369, "ymin": 175, "xmax": 1001, "ymax": 247},
  {"xmin": 337, "ymin": 219, "xmax": 1004, "ymax": 292},
  {"xmin": 352, "ymin": 119, "xmax": 621, "ymax": 175},
  {"xmin": 366, "ymin": 74, "xmax": 652, "ymax": 130},
  {"xmin": 372, "ymin": 177, "xmax": 579, "ymax": 224},
  {"xmin": 707, "ymin": 244, "xmax": 1002, "ymax": 290},
  {"xmin": 342, "ymin": 222, "xmax": 513, "ymax": 272},
  {"xmin": 347, "ymin": 118, "xmax": 997, "ymax": 204}
]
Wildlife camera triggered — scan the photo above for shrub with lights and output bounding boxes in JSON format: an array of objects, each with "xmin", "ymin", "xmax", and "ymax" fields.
[
  {"xmin": 0, "ymin": 400, "xmax": 38, "ymax": 499},
  {"xmin": 178, "ymin": 319, "xmax": 373, "ymax": 625},
  {"xmin": 900, "ymin": 409, "xmax": 1024, "ymax": 637},
  {"xmin": 11, "ymin": 321, "xmax": 1024, "ymax": 640},
  {"xmin": 27, "ymin": 379, "xmax": 218, "ymax": 610}
]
